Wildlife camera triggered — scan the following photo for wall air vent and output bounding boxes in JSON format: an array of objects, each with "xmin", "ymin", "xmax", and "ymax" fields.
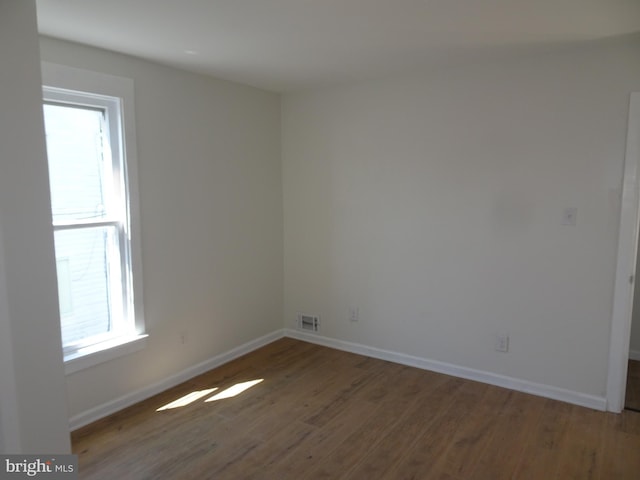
[{"xmin": 298, "ymin": 313, "xmax": 320, "ymax": 332}]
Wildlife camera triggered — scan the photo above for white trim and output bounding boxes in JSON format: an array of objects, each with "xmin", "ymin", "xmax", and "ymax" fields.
[
  {"xmin": 41, "ymin": 62, "xmax": 146, "ymax": 363},
  {"xmin": 630, "ymin": 349, "xmax": 640, "ymax": 361},
  {"xmin": 41, "ymin": 62, "xmax": 146, "ymax": 374},
  {"xmin": 285, "ymin": 329, "xmax": 607, "ymax": 411},
  {"xmin": 607, "ymin": 93, "xmax": 640, "ymax": 413},
  {"xmin": 64, "ymin": 334, "xmax": 149, "ymax": 375},
  {"xmin": 68, "ymin": 330, "xmax": 285, "ymax": 431},
  {"xmin": 70, "ymin": 326, "xmax": 613, "ymax": 430}
]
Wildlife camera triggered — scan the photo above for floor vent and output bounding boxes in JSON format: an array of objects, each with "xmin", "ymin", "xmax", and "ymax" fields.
[{"xmin": 298, "ymin": 314, "xmax": 320, "ymax": 332}]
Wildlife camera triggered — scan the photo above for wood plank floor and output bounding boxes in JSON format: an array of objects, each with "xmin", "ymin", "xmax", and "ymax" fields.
[
  {"xmin": 72, "ymin": 338, "xmax": 640, "ymax": 479},
  {"xmin": 626, "ymin": 359, "xmax": 640, "ymax": 412}
]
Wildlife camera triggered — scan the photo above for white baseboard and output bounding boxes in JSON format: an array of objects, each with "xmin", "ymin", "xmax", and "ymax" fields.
[
  {"xmin": 284, "ymin": 329, "xmax": 607, "ymax": 411},
  {"xmin": 630, "ymin": 349, "xmax": 640, "ymax": 361},
  {"xmin": 70, "ymin": 327, "xmax": 609, "ymax": 430},
  {"xmin": 68, "ymin": 329, "xmax": 285, "ymax": 431}
]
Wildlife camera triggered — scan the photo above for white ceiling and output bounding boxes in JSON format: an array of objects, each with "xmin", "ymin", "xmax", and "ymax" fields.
[{"xmin": 36, "ymin": 0, "xmax": 640, "ymax": 92}]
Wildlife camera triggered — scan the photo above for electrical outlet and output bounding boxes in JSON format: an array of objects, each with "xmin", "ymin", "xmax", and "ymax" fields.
[
  {"xmin": 495, "ymin": 332, "xmax": 509, "ymax": 352},
  {"xmin": 349, "ymin": 306, "xmax": 359, "ymax": 322}
]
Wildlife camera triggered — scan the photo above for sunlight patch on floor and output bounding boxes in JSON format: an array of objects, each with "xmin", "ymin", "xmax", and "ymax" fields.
[
  {"xmin": 205, "ymin": 379, "xmax": 264, "ymax": 402},
  {"xmin": 156, "ymin": 388, "xmax": 218, "ymax": 411},
  {"xmin": 155, "ymin": 379, "xmax": 265, "ymax": 411}
]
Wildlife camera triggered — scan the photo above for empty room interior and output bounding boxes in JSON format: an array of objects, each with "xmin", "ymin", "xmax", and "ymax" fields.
[{"xmin": 2, "ymin": 0, "xmax": 640, "ymax": 478}]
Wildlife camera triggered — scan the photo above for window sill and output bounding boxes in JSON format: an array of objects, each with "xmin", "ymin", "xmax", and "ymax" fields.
[{"xmin": 64, "ymin": 334, "xmax": 148, "ymax": 375}]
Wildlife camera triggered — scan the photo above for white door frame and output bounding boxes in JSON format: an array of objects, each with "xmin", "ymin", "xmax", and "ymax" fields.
[{"xmin": 607, "ymin": 92, "xmax": 640, "ymax": 413}]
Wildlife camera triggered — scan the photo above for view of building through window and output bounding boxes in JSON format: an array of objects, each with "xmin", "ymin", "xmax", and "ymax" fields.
[{"xmin": 43, "ymin": 96, "xmax": 128, "ymax": 350}]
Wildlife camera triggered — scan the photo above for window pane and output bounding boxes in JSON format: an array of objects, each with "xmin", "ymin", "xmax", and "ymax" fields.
[
  {"xmin": 43, "ymin": 104, "xmax": 110, "ymax": 223},
  {"xmin": 54, "ymin": 227, "xmax": 119, "ymax": 346}
]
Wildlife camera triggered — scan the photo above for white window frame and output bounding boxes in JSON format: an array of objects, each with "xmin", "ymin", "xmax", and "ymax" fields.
[{"xmin": 41, "ymin": 62, "xmax": 147, "ymax": 374}]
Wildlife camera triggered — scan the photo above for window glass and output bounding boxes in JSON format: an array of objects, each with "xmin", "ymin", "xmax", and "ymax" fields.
[
  {"xmin": 43, "ymin": 104, "xmax": 110, "ymax": 223},
  {"xmin": 53, "ymin": 227, "xmax": 118, "ymax": 345}
]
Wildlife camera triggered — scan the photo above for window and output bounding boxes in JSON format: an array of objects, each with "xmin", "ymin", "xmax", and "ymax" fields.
[{"xmin": 41, "ymin": 63, "xmax": 146, "ymax": 373}]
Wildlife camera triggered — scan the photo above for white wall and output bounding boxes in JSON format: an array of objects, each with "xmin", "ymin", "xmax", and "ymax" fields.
[
  {"xmin": 39, "ymin": 38, "xmax": 283, "ymax": 419},
  {"xmin": 25, "ymin": 14, "xmax": 640, "ymax": 424},
  {"xmin": 283, "ymin": 35, "xmax": 640, "ymax": 399},
  {"xmin": 0, "ymin": 0, "xmax": 70, "ymax": 453},
  {"xmin": 631, "ymin": 254, "xmax": 640, "ymax": 356},
  {"xmin": 0, "ymin": 223, "xmax": 19, "ymax": 452}
]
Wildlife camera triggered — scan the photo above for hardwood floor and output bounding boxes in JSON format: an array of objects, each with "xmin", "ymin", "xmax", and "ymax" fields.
[
  {"xmin": 72, "ymin": 338, "xmax": 640, "ymax": 479},
  {"xmin": 626, "ymin": 359, "xmax": 640, "ymax": 412}
]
